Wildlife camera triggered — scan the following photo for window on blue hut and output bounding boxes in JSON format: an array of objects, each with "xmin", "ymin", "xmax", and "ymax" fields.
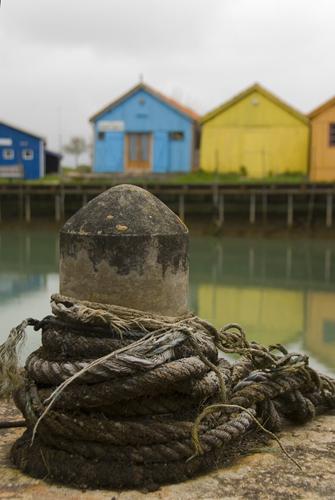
[
  {"xmin": 98, "ymin": 131, "xmax": 105, "ymax": 141},
  {"xmin": 329, "ymin": 124, "xmax": 335, "ymax": 147},
  {"xmin": 169, "ymin": 131, "xmax": 184, "ymax": 141},
  {"xmin": 22, "ymin": 149, "xmax": 34, "ymax": 160},
  {"xmin": 3, "ymin": 149, "xmax": 14, "ymax": 160}
]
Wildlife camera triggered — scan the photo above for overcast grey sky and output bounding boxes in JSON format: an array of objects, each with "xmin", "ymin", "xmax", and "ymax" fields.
[{"xmin": 0, "ymin": 0, "xmax": 334, "ymax": 165}]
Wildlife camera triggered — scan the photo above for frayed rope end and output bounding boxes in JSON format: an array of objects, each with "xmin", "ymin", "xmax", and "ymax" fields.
[{"xmin": 0, "ymin": 319, "xmax": 33, "ymax": 399}]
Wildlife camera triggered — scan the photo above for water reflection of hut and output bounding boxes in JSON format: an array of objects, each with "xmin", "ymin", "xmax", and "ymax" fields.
[
  {"xmin": 0, "ymin": 230, "xmax": 58, "ymax": 274},
  {"xmin": 0, "ymin": 274, "xmax": 46, "ymax": 303},
  {"xmin": 305, "ymin": 291, "xmax": 335, "ymax": 369},
  {"xmin": 197, "ymin": 284, "xmax": 303, "ymax": 345}
]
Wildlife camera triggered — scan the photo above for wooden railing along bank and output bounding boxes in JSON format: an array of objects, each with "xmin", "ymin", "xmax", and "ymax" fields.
[{"xmin": 0, "ymin": 182, "xmax": 335, "ymax": 227}]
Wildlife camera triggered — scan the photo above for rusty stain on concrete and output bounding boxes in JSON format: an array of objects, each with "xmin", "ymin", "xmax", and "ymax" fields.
[{"xmin": 115, "ymin": 224, "xmax": 128, "ymax": 232}]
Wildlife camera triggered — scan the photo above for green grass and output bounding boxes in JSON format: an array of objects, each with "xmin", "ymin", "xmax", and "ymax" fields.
[
  {"xmin": 0, "ymin": 170, "xmax": 310, "ymax": 186},
  {"xmin": 140, "ymin": 171, "xmax": 308, "ymax": 185}
]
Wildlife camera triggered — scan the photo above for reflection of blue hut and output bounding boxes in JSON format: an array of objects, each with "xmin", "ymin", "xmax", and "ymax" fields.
[
  {"xmin": 90, "ymin": 83, "xmax": 199, "ymax": 174},
  {"xmin": 0, "ymin": 274, "xmax": 46, "ymax": 303},
  {"xmin": 305, "ymin": 291, "xmax": 335, "ymax": 371}
]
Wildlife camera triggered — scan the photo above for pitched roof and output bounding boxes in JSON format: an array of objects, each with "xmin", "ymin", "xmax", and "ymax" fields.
[
  {"xmin": 309, "ymin": 95, "xmax": 335, "ymax": 119},
  {"xmin": 46, "ymin": 149, "xmax": 62, "ymax": 158},
  {"xmin": 201, "ymin": 83, "xmax": 308, "ymax": 125},
  {"xmin": 0, "ymin": 119, "xmax": 45, "ymax": 141},
  {"xmin": 90, "ymin": 83, "xmax": 199, "ymax": 122}
]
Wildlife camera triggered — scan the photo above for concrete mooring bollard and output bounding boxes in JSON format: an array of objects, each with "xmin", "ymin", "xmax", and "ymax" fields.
[{"xmin": 59, "ymin": 184, "xmax": 189, "ymax": 316}]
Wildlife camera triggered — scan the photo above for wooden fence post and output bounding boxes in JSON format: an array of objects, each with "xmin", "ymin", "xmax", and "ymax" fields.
[
  {"xmin": 262, "ymin": 192, "xmax": 267, "ymax": 223},
  {"xmin": 287, "ymin": 194, "xmax": 293, "ymax": 227},
  {"xmin": 218, "ymin": 194, "xmax": 224, "ymax": 227},
  {"xmin": 326, "ymin": 193, "xmax": 333, "ymax": 228},
  {"xmin": 249, "ymin": 193, "xmax": 256, "ymax": 224},
  {"xmin": 25, "ymin": 194, "xmax": 31, "ymax": 223},
  {"xmin": 178, "ymin": 193, "xmax": 185, "ymax": 221},
  {"xmin": 55, "ymin": 194, "xmax": 61, "ymax": 222}
]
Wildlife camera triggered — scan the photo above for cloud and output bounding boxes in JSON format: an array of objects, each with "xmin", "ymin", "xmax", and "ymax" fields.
[{"xmin": 1, "ymin": 0, "xmax": 217, "ymax": 55}]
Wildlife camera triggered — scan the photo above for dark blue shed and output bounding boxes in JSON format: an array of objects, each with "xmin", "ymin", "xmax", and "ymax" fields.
[
  {"xmin": 0, "ymin": 121, "xmax": 45, "ymax": 180},
  {"xmin": 45, "ymin": 150, "xmax": 62, "ymax": 175},
  {"xmin": 90, "ymin": 83, "xmax": 199, "ymax": 174}
]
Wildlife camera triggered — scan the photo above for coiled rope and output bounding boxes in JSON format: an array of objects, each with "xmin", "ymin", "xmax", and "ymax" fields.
[{"xmin": 0, "ymin": 293, "xmax": 334, "ymax": 490}]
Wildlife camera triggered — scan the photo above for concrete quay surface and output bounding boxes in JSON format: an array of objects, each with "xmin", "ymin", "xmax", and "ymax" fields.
[{"xmin": 0, "ymin": 400, "xmax": 334, "ymax": 500}]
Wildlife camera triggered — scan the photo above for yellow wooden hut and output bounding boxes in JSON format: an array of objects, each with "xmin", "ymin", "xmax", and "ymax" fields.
[
  {"xmin": 309, "ymin": 96, "xmax": 335, "ymax": 181},
  {"xmin": 200, "ymin": 83, "xmax": 309, "ymax": 178}
]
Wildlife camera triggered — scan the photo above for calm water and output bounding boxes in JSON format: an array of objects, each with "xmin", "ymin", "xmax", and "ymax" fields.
[{"xmin": 0, "ymin": 227, "xmax": 335, "ymax": 376}]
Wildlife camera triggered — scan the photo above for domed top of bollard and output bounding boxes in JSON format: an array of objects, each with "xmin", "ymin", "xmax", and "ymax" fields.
[
  {"xmin": 61, "ymin": 184, "xmax": 188, "ymax": 236},
  {"xmin": 59, "ymin": 185, "xmax": 189, "ymax": 316}
]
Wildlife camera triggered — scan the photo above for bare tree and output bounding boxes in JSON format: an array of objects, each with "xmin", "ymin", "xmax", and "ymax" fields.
[{"xmin": 63, "ymin": 137, "xmax": 87, "ymax": 167}]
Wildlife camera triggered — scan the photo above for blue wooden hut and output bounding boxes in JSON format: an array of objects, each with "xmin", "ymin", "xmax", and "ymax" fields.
[
  {"xmin": 0, "ymin": 121, "xmax": 61, "ymax": 179},
  {"xmin": 90, "ymin": 83, "xmax": 199, "ymax": 174},
  {"xmin": 0, "ymin": 121, "xmax": 46, "ymax": 179}
]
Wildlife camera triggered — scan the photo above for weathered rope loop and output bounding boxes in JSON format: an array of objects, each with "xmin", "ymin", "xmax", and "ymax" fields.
[{"xmin": 0, "ymin": 293, "xmax": 332, "ymax": 489}]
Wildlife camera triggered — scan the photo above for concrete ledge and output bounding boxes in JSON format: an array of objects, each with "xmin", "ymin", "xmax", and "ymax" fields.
[{"xmin": 1, "ymin": 401, "xmax": 334, "ymax": 499}]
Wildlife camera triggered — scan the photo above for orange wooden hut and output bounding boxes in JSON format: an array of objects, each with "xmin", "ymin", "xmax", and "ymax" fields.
[{"xmin": 309, "ymin": 96, "xmax": 335, "ymax": 181}]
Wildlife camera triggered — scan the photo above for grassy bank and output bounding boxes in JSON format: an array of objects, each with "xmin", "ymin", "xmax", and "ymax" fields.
[{"xmin": 0, "ymin": 169, "xmax": 310, "ymax": 186}]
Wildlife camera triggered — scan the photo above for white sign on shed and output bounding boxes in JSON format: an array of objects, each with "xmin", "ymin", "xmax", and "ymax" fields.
[
  {"xmin": 0, "ymin": 138, "xmax": 13, "ymax": 146},
  {"xmin": 98, "ymin": 121, "xmax": 125, "ymax": 132}
]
